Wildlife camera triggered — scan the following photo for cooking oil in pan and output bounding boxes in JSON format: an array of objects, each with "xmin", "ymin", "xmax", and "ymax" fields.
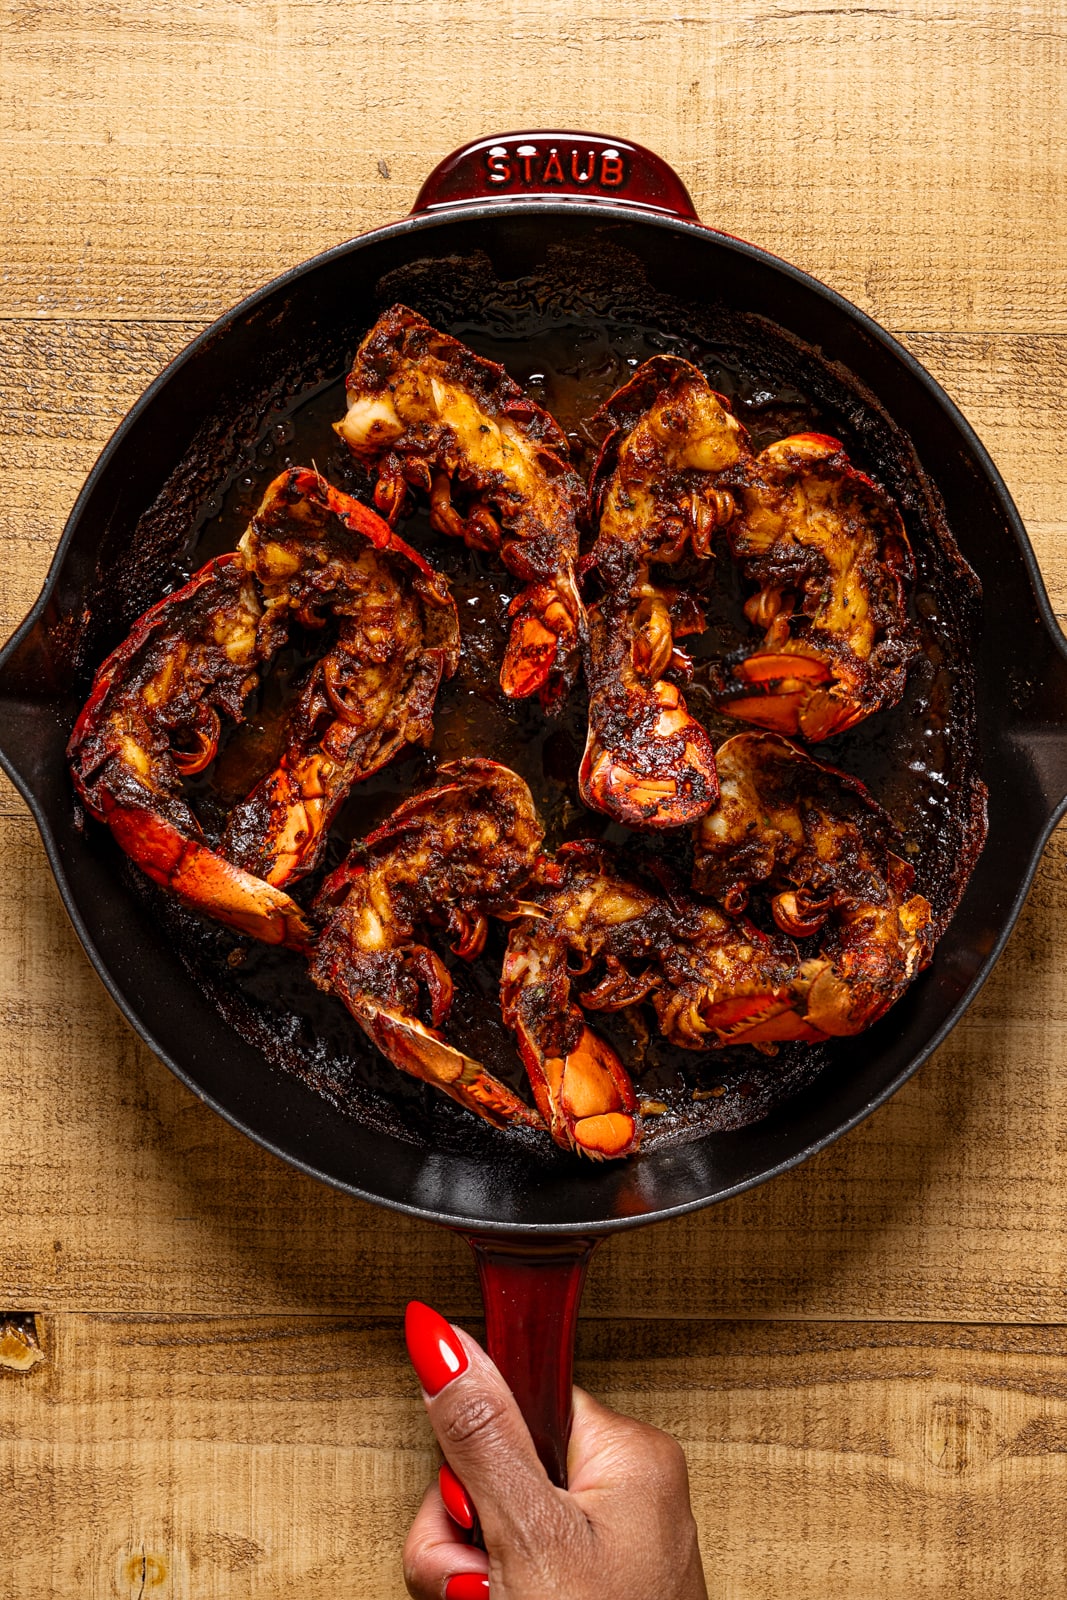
[{"xmin": 151, "ymin": 277, "xmax": 982, "ymax": 1160}]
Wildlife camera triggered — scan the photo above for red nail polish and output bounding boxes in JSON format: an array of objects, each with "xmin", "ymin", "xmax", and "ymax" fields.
[
  {"xmin": 439, "ymin": 1462, "xmax": 475, "ymax": 1531},
  {"xmin": 404, "ymin": 1301, "xmax": 469, "ymax": 1396},
  {"xmin": 444, "ymin": 1575, "xmax": 489, "ymax": 1600}
]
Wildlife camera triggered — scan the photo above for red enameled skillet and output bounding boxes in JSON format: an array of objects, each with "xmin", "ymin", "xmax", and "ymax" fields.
[{"xmin": 1, "ymin": 132, "xmax": 1063, "ymax": 1485}]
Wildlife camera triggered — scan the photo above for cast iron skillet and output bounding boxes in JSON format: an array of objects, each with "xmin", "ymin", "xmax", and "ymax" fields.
[{"xmin": 2, "ymin": 133, "xmax": 1065, "ymax": 1484}]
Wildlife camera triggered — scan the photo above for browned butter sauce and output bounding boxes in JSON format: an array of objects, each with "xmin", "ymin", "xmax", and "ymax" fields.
[{"xmin": 145, "ymin": 260, "xmax": 982, "ymax": 1160}]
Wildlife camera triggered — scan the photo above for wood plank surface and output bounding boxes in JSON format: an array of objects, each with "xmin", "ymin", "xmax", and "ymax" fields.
[
  {"xmin": 3, "ymin": 1316, "xmax": 1066, "ymax": 1599},
  {"xmin": 2, "ymin": 1, "xmax": 1066, "ymax": 1596},
  {"xmin": 2, "ymin": 2, "xmax": 1065, "ymax": 333}
]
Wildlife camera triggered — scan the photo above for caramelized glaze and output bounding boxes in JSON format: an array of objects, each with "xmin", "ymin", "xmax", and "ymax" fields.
[{"xmin": 129, "ymin": 263, "xmax": 983, "ymax": 1159}]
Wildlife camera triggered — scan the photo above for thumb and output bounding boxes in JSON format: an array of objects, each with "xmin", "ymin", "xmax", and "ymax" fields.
[{"xmin": 404, "ymin": 1301, "xmax": 575, "ymax": 1560}]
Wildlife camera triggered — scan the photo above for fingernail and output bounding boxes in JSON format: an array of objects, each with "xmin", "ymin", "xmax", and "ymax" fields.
[
  {"xmin": 438, "ymin": 1462, "xmax": 475, "ymax": 1531},
  {"xmin": 444, "ymin": 1576, "xmax": 489, "ymax": 1600},
  {"xmin": 404, "ymin": 1301, "xmax": 469, "ymax": 1396}
]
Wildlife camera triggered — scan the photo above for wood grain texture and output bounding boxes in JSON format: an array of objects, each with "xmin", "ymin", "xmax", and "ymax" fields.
[
  {"xmin": 2, "ymin": 2, "xmax": 1065, "ymax": 332},
  {"xmin": 2, "ymin": 0, "xmax": 1067, "ymax": 1595},
  {"xmin": 2, "ymin": 1315, "xmax": 1066, "ymax": 1599}
]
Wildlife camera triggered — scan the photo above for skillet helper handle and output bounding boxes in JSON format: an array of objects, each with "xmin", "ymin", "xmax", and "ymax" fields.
[
  {"xmin": 466, "ymin": 1233, "xmax": 600, "ymax": 1487},
  {"xmin": 411, "ymin": 131, "xmax": 699, "ymax": 221}
]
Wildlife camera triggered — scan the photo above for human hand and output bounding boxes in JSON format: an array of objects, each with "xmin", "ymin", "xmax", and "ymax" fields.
[{"xmin": 402, "ymin": 1300, "xmax": 708, "ymax": 1600}]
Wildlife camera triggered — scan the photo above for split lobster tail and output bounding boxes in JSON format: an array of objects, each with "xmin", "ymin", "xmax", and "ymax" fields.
[
  {"xmin": 67, "ymin": 467, "xmax": 459, "ymax": 950},
  {"xmin": 221, "ymin": 468, "xmax": 460, "ymax": 886},
  {"xmin": 579, "ymin": 591, "xmax": 719, "ymax": 829},
  {"xmin": 692, "ymin": 732, "xmax": 935, "ymax": 1038},
  {"xmin": 309, "ymin": 760, "xmax": 549, "ymax": 1134},
  {"xmin": 66, "ymin": 550, "xmax": 313, "ymax": 950},
  {"xmin": 714, "ymin": 434, "xmax": 918, "ymax": 740},
  {"xmin": 579, "ymin": 355, "xmax": 749, "ymax": 828},
  {"xmin": 335, "ymin": 304, "xmax": 587, "ymax": 708}
]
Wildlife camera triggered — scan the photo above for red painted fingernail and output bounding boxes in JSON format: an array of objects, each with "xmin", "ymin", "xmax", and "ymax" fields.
[
  {"xmin": 439, "ymin": 1462, "xmax": 475, "ymax": 1531},
  {"xmin": 444, "ymin": 1575, "xmax": 490, "ymax": 1600},
  {"xmin": 404, "ymin": 1301, "xmax": 469, "ymax": 1396}
]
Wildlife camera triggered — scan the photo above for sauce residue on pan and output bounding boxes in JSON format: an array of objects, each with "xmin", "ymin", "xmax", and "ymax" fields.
[{"xmin": 135, "ymin": 253, "xmax": 984, "ymax": 1161}]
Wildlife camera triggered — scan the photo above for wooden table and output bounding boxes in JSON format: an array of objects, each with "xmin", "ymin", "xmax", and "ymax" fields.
[{"xmin": 2, "ymin": 4, "xmax": 1066, "ymax": 1595}]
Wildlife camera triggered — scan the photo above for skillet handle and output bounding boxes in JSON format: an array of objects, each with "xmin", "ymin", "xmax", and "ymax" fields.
[
  {"xmin": 411, "ymin": 132, "xmax": 699, "ymax": 221},
  {"xmin": 466, "ymin": 1232, "xmax": 600, "ymax": 1486}
]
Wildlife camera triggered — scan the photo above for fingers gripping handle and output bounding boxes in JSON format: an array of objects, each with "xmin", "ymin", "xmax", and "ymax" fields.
[
  {"xmin": 412, "ymin": 132, "xmax": 700, "ymax": 220},
  {"xmin": 466, "ymin": 1234, "xmax": 600, "ymax": 1487}
]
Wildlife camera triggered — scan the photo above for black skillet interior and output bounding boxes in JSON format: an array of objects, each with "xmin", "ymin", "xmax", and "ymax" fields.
[{"xmin": 2, "ymin": 206, "xmax": 1066, "ymax": 1233}]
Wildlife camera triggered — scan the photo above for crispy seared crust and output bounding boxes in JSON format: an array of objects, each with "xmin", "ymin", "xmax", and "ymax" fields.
[
  {"xmin": 309, "ymin": 761, "xmax": 545, "ymax": 1131},
  {"xmin": 714, "ymin": 435, "xmax": 919, "ymax": 738},
  {"xmin": 66, "ymin": 551, "xmax": 315, "ymax": 948},
  {"xmin": 504, "ymin": 842, "xmax": 801, "ymax": 1058},
  {"xmin": 589, "ymin": 355, "xmax": 748, "ymax": 586},
  {"xmin": 347, "ymin": 304, "xmax": 573, "ymax": 460},
  {"xmin": 68, "ymin": 552, "xmax": 263, "ymax": 837},
  {"xmin": 693, "ymin": 733, "xmax": 934, "ymax": 1034},
  {"xmin": 67, "ymin": 466, "xmax": 460, "ymax": 940},
  {"xmin": 314, "ymin": 758, "xmax": 545, "ymax": 933},
  {"xmin": 693, "ymin": 731, "xmax": 904, "ymax": 908},
  {"xmin": 579, "ymin": 593, "xmax": 719, "ymax": 828},
  {"xmin": 581, "ymin": 357, "xmax": 747, "ymax": 828},
  {"xmin": 221, "ymin": 468, "xmax": 460, "ymax": 884},
  {"xmin": 337, "ymin": 304, "xmax": 586, "ymax": 707}
]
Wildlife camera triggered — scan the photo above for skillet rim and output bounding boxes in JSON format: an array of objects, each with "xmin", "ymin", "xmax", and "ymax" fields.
[{"xmin": 2, "ymin": 199, "xmax": 1065, "ymax": 1236}]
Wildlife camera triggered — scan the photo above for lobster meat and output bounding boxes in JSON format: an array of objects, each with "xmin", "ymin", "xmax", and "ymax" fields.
[
  {"xmin": 580, "ymin": 356, "xmax": 748, "ymax": 828},
  {"xmin": 503, "ymin": 734, "xmax": 933, "ymax": 1114},
  {"xmin": 581, "ymin": 360, "xmax": 917, "ymax": 830},
  {"xmin": 335, "ymin": 304, "xmax": 586, "ymax": 710},
  {"xmin": 309, "ymin": 760, "xmax": 547, "ymax": 1130},
  {"xmin": 500, "ymin": 839, "xmax": 796, "ymax": 1159},
  {"xmin": 66, "ymin": 334, "xmax": 937, "ymax": 1164},
  {"xmin": 692, "ymin": 732, "xmax": 934, "ymax": 1036},
  {"xmin": 501, "ymin": 841, "xmax": 805, "ymax": 1108},
  {"xmin": 220, "ymin": 469, "xmax": 459, "ymax": 885},
  {"xmin": 68, "ymin": 467, "xmax": 459, "ymax": 945},
  {"xmin": 713, "ymin": 434, "xmax": 918, "ymax": 740}
]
